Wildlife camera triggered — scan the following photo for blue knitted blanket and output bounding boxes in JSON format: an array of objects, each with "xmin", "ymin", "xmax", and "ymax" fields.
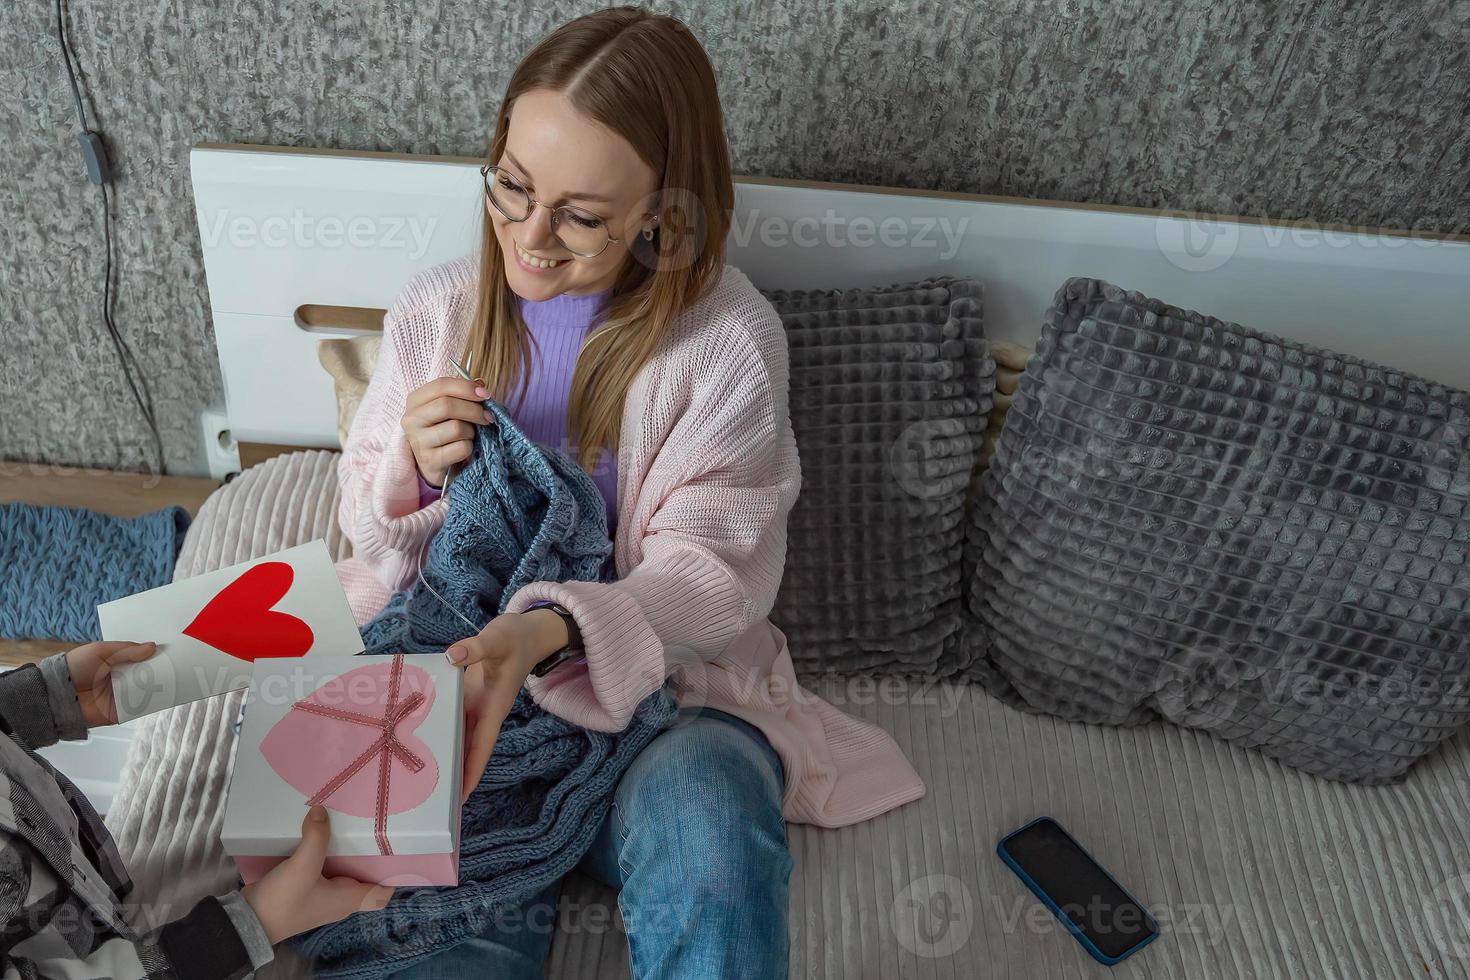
[
  {"xmin": 296, "ymin": 399, "xmax": 677, "ymax": 978},
  {"xmin": 0, "ymin": 502, "xmax": 189, "ymax": 642}
]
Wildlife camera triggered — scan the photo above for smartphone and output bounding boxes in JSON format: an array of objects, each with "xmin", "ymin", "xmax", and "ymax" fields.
[{"xmin": 996, "ymin": 816, "xmax": 1159, "ymax": 966}]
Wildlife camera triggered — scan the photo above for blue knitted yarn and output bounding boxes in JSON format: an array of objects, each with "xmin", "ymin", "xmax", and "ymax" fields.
[
  {"xmin": 297, "ymin": 400, "xmax": 676, "ymax": 978},
  {"xmin": 358, "ymin": 397, "xmax": 616, "ymax": 657},
  {"xmin": 0, "ymin": 502, "xmax": 190, "ymax": 642}
]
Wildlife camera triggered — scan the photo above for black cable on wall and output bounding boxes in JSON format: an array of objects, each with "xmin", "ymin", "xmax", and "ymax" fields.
[{"xmin": 55, "ymin": 0, "xmax": 165, "ymax": 477}]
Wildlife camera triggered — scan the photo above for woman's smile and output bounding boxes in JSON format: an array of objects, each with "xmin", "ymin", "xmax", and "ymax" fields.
[{"xmin": 511, "ymin": 238, "xmax": 568, "ymax": 273}]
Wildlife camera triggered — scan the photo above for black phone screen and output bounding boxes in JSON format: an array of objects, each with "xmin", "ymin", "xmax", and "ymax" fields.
[{"xmin": 1001, "ymin": 818, "xmax": 1157, "ymax": 960}]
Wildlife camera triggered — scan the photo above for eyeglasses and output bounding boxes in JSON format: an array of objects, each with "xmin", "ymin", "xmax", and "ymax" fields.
[{"xmin": 481, "ymin": 164, "xmax": 623, "ymax": 258}]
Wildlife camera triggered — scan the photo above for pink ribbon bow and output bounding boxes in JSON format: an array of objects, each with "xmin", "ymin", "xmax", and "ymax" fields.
[{"xmin": 292, "ymin": 653, "xmax": 426, "ymax": 856}]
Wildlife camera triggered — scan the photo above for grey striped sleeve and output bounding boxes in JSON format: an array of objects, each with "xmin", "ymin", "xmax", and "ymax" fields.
[
  {"xmin": 0, "ymin": 655, "xmax": 87, "ymax": 750},
  {"xmin": 38, "ymin": 654, "xmax": 87, "ymax": 742}
]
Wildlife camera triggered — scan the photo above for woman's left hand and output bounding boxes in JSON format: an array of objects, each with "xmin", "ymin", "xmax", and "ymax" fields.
[{"xmin": 447, "ymin": 609, "xmax": 569, "ymax": 805}]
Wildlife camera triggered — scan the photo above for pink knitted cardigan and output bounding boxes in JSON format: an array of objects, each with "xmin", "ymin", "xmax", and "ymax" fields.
[{"xmin": 333, "ymin": 254, "xmax": 926, "ymax": 827}]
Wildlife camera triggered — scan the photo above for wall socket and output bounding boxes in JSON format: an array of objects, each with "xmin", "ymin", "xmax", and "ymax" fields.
[{"xmin": 199, "ymin": 407, "xmax": 241, "ymax": 481}]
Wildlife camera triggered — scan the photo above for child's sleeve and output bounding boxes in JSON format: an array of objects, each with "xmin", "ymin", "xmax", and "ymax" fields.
[
  {"xmin": 0, "ymin": 655, "xmax": 87, "ymax": 749},
  {"xmin": 0, "ymin": 881, "xmax": 273, "ymax": 980}
]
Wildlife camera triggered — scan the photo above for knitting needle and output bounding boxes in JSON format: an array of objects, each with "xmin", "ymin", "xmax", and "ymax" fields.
[
  {"xmin": 441, "ymin": 352, "xmax": 480, "ymax": 490},
  {"xmin": 411, "ymin": 353, "xmax": 488, "ymax": 637}
]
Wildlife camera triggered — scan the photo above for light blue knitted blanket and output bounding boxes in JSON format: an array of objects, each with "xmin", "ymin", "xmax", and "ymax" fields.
[
  {"xmin": 297, "ymin": 399, "xmax": 677, "ymax": 978},
  {"xmin": 0, "ymin": 502, "xmax": 189, "ymax": 642}
]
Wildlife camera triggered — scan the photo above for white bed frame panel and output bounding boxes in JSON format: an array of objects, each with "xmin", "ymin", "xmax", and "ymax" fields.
[{"xmin": 191, "ymin": 143, "xmax": 1470, "ymax": 452}]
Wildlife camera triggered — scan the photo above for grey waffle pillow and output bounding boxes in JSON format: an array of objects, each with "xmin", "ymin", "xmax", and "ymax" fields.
[
  {"xmin": 760, "ymin": 277, "xmax": 994, "ymax": 676},
  {"xmin": 967, "ymin": 277, "xmax": 1470, "ymax": 783}
]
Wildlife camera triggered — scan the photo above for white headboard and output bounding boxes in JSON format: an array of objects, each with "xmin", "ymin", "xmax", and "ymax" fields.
[{"xmin": 191, "ymin": 142, "xmax": 1470, "ymax": 458}]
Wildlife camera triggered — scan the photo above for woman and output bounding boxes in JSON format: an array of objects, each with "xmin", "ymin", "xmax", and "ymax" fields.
[{"xmin": 333, "ymin": 7, "xmax": 924, "ymax": 977}]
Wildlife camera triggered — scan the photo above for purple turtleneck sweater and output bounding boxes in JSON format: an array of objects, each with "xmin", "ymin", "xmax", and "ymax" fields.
[{"xmin": 416, "ymin": 287, "xmax": 619, "ymax": 533}]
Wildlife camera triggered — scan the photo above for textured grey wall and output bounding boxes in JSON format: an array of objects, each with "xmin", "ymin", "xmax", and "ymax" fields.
[{"xmin": 2, "ymin": 1, "xmax": 1467, "ymax": 476}]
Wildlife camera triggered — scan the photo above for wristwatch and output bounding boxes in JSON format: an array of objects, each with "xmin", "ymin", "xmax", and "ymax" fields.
[{"xmin": 524, "ymin": 600, "xmax": 585, "ymax": 677}]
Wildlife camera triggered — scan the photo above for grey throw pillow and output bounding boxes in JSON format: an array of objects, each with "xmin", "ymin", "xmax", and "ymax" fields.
[
  {"xmin": 967, "ymin": 277, "xmax": 1470, "ymax": 783},
  {"xmin": 761, "ymin": 277, "xmax": 994, "ymax": 676}
]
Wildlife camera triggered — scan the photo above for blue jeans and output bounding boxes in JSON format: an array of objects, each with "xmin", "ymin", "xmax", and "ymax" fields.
[{"xmin": 395, "ymin": 707, "xmax": 792, "ymax": 979}]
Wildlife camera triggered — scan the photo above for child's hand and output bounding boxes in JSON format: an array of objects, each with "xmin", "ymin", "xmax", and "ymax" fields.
[
  {"xmin": 241, "ymin": 805, "xmax": 394, "ymax": 944},
  {"xmin": 64, "ymin": 641, "xmax": 158, "ymax": 728}
]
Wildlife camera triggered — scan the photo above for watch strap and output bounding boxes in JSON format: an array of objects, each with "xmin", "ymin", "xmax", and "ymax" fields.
[{"xmin": 524, "ymin": 600, "xmax": 584, "ymax": 677}]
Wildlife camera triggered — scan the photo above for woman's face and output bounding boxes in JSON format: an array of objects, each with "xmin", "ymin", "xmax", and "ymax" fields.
[{"xmin": 490, "ymin": 88, "xmax": 660, "ymax": 300}]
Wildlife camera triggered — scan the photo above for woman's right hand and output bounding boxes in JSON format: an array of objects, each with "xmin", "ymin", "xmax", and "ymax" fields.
[{"xmin": 400, "ymin": 376, "xmax": 493, "ymax": 487}]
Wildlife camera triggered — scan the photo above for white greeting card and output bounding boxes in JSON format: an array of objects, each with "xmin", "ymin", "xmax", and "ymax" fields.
[{"xmin": 102, "ymin": 539, "xmax": 363, "ymax": 721}]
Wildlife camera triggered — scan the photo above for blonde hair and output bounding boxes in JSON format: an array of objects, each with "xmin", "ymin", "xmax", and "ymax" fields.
[{"xmin": 462, "ymin": 6, "xmax": 734, "ymax": 474}]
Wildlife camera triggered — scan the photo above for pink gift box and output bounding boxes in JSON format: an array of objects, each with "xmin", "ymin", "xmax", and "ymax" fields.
[{"xmin": 222, "ymin": 653, "xmax": 464, "ymax": 887}]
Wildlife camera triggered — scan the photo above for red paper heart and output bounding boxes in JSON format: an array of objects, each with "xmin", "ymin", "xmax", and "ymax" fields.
[{"xmin": 183, "ymin": 561, "xmax": 314, "ymax": 662}]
